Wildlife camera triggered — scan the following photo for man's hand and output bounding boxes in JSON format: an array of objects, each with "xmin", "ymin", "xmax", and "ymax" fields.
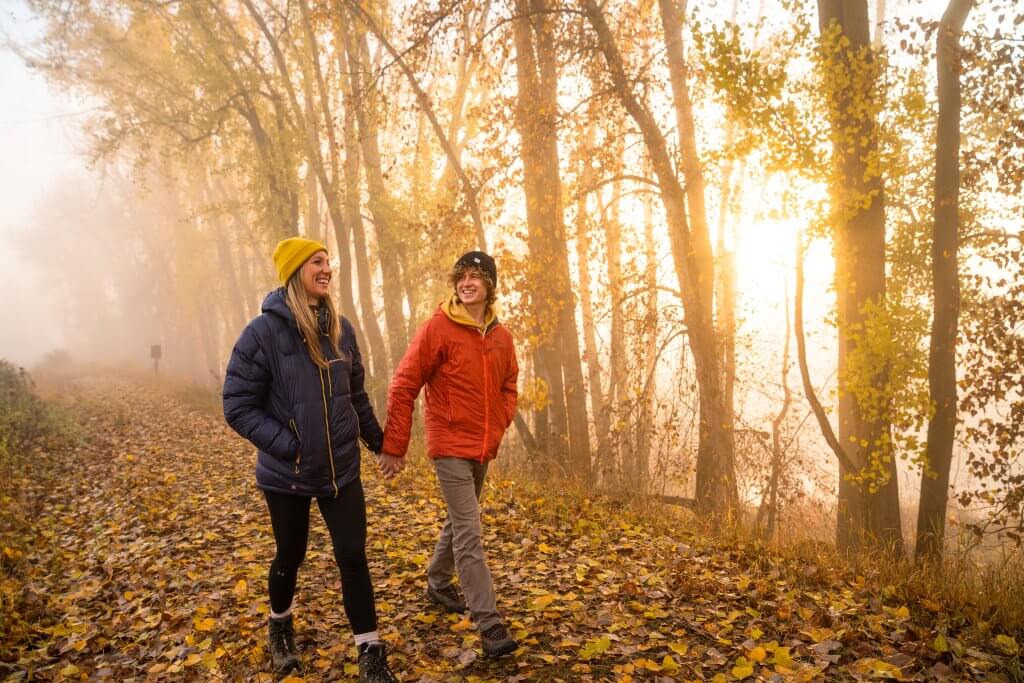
[{"xmin": 376, "ymin": 453, "xmax": 405, "ymax": 478}]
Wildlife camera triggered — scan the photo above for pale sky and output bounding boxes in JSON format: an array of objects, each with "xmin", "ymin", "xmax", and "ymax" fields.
[
  {"xmin": 0, "ymin": 0, "xmax": 985, "ymax": 508},
  {"xmin": 0, "ymin": 0, "xmax": 968, "ymax": 372},
  {"xmin": 0, "ymin": 1, "xmax": 95, "ymax": 365}
]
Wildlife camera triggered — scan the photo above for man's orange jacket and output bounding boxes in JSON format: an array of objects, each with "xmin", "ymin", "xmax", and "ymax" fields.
[{"xmin": 382, "ymin": 297, "xmax": 518, "ymax": 461}]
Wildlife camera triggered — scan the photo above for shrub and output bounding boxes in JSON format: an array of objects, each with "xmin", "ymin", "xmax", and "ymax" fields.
[{"xmin": 0, "ymin": 359, "xmax": 75, "ymax": 469}]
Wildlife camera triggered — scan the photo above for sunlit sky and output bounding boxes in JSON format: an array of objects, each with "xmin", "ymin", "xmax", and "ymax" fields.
[
  {"xmin": 1, "ymin": 1, "xmax": 95, "ymax": 364},
  {"xmin": 0, "ymin": 0, "xmax": 848, "ymax": 370},
  {"xmin": 3, "ymin": 0, "xmax": 1007, "ymax": 510}
]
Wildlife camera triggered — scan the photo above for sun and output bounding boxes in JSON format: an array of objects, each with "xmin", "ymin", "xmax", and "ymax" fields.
[{"xmin": 732, "ymin": 216, "xmax": 835, "ymax": 329}]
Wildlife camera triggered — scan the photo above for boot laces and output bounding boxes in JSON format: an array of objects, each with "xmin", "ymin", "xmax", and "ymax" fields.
[
  {"xmin": 360, "ymin": 643, "xmax": 395, "ymax": 681},
  {"xmin": 436, "ymin": 583, "xmax": 461, "ymax": 601},
  {"xmin": 482, "ymin": 623, "xmax": 509, "ymax": 641}
]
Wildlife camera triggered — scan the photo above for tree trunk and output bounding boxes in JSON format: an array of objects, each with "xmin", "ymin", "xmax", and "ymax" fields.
[
  {"xmin": 656, "ymin": 0, "xmax": 737, "ymax": 516},
  {"xmin": 203, "ymin": 179, "xmax": 248, "ymax": 334},
  {"xmin": 818, "ymin": 0, "xmax": 903, "ymax": 553},
  {"xmin": 765, "ymin": 275, "xmax": 793, "ymax": 539},
  {"xmin": 604, "ymin": 155, "xmax": 627, "ymax": 483},
  {"xmin": 634, "ymin": 175, "xmax": 659, "ymax": 492},
  {"xmin": 196, "ymin": 299, "xmax": 221, "ymax": 386},
  {"xmin": 715, "ymin": 3, "xmax": 739, "ymax": 485},
  {"xmin": 576, "ymin": 127, "xmax": 610, "ymax": 480},
  {"xmin": 873, "ymin": 0, "xmax": 887, "ymax": 48},
  {"xmin": 717, "ymin": 245, "xmax": 736, "ymax": 462},
  {"xmin": 584, "ymin": 0, "xmax": 736, "ymax": 516},
  {"xmin": 334, "ymin": 24, "xmax": 390, "ymax": 389},
  {"xmin": 212, "ymin": 177, "xmax": 261, "ymax": 318},
  {"xmin": 916, "ymin": 0, "xmax": 972, "ymax": 562},
  {"xmin": 512, "ymin": 0, "xmax": 591, "ymax": 482},
  {"xmin": 303, "ymin": 153, "xmax": 322, "ymax": 243},
  {"xmin": 342, "ymin": 21, "xmax": 410, "ymax": 368}
]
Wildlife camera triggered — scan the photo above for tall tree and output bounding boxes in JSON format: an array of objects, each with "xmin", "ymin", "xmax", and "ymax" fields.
[
  {"xmin": 512, "ymin": 0, "xmax": 591, "ymax": 480},
  {"xmin": 341, "ymin": 15, "xmax": 410, "ymax": 367},
  {"xmin": 817, "ymin": 0, "xmax": 903, "ymax": 552},
  {"xmin": 583, "ymin": 0, "xmax": 737, "ymax": 516},
  {"xmin": 575, "ymin": 125, "xmax": 612, "ymax": 476},
  {"xmin": 916, "ymin": 0, "xmax": 974, "ymax": 562},
  {"xmin": 334, "ymin": 23, "xmax": 390, "ymax": 390},
  {"xmin": 602, "ymin": 156, "xmax": 627, "ymax": 482},
  {"xmin": 656, "ymin": 0, "xmax": 738, "ymax": 513},
  {"xmin": 633, "ymin": 171, "xmax": 660, "ymax": 491}
]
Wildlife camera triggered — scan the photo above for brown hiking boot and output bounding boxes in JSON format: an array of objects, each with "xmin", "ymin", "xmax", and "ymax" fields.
[
  {"xmin": 426, "ymin": 582, "xmax": 467, "ymax": 613},
  {"xmin": 480, "ymin": 622, "xmax": 518, "ymax": 658}
]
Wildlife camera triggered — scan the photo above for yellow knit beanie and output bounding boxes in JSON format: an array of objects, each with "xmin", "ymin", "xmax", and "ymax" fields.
[{"xmin": 272, "ymin": 237, "xmax": 328, "ymax": 285}]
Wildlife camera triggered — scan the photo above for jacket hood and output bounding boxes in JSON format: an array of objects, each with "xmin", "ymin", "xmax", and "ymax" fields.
[
  {"xmin": 441, "ymin": 294, "xmax": 497, "ymax": 332},
  {"xmin": 263, "ymin": 288, "xmax": 334, "ymax": 338},
  {"xmin": 262, "ymin": 288, "xmax": 295, "ymax": 323}
]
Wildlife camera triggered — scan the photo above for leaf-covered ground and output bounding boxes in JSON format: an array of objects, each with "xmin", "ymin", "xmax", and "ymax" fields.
[{"xmin": 1, "ymin": 373, "xmax": 1020, "ymax": 681}]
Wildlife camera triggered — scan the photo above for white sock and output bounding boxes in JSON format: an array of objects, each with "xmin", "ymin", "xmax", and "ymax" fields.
[
  {"xmin": 355, "ymin": 631, "xmax": 381, "ymax": 649},
  {"xmin": 270, "ymin": 600, "xmax": 294, "ymax": 620}
]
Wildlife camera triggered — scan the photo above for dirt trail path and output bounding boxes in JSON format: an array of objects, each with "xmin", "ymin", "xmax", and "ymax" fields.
[{"xmin": 0, "ymin": 374, "xmax": 1013, "ymax": 681}]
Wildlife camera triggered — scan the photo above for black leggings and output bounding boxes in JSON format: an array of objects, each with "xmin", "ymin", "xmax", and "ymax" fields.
[{"xmin": 264, "ymin": 479, "xmax": 377, "ymax": 634}]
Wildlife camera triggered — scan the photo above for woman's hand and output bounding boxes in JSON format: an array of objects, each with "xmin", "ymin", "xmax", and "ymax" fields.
[{"xmin": 376, "ymin": 453, "xmax": 405, "ymax": 478}]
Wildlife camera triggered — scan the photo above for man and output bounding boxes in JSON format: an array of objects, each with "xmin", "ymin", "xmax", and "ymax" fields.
[{"xmin": 378, "ymin": 251, "xmax": 519, "ymax": 658}]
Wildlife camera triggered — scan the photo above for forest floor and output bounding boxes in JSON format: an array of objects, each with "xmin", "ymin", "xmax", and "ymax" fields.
[{"xmin": 1, "ymin": 372, "xmax": 1021, "ymax": 682}]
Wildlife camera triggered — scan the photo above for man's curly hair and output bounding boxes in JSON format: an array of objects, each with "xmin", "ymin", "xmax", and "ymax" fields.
[{"xmin": 448, "ymin": 262, "xmax": 496, "ymax": 308}]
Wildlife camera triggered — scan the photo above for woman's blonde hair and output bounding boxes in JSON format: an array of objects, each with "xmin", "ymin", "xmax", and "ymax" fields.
[{"xmin": 284, "ymin": 269, "xmax": 343, "ymax": 369}]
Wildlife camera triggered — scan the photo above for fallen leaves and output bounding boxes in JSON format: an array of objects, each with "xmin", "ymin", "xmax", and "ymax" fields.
[
  {"xmin": 527, "ymin": 592, "xmax": 558, "ymax": 611},
  {"xmin": 579, "ymin": 635, "xmax": 611, "ymax": 660},
  {"xmin": 0, "ymin": 372, "xmax": 1020, "ymax": 681}
]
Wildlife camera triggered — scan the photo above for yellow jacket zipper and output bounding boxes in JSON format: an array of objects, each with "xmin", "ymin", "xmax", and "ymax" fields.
[
  {"xmin": 289, "ymin": 419, "xmax": 302, "ymax": 474},
  {"xmin": 318, "ymin": 367, "xmax": 339, "ymax": 497}
]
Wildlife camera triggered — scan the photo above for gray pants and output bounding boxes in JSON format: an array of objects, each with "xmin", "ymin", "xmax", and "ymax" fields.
[{"xmin": 427, "ymin": 457, "xmax": 501, "ymax": 631}]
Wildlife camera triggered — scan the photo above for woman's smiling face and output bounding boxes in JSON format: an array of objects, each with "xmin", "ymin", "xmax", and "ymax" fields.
[{"xmin": 300, "ymin": 250, "xmax": 331, "ymax": 300}]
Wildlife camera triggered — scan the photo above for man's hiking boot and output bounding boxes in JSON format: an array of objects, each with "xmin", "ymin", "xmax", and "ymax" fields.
[
  {"xmin": 480, "ymin": 622, "xmax": 518, "ymax": 658},
  {"xmin": 426, "ymin": 582, "xmax": 467, "ymax": 613},
  {"xmin": 358, "ymin": 642, "xmax": 398, "ymax": 683},
  {"xmin": 268, "ymin": 616, "xmax": 299, "ymax": 673}
]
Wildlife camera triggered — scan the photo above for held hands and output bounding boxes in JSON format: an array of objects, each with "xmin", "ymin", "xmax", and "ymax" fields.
[{"xmin": 376, "ymin": 453, "xmax": 405, "ymax": 479}]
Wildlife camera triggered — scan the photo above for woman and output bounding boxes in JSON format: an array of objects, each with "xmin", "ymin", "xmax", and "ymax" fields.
[{"xmin": 223, "ymin": 237, "xmax": 397, "ymax": 682}]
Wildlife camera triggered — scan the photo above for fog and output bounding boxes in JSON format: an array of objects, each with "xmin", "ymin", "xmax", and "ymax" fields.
[
  {"xmin": 2, "ymin": 0, "xmax": 1022, "ymax": 556},
  {"xmin": 1, "ymin": 5, "xmax": 84, "ymax": 368}
]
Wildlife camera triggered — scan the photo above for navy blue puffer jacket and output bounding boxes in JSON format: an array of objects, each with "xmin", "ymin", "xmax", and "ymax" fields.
[{"xmin": 223, "ymin": 289, "xmax": 383, "ymax": 497}]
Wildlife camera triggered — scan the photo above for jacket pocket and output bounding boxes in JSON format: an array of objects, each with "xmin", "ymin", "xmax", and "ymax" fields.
[
  {"xmin": 288, "ymin": 418, "xmax": 302, "ymax": 474},
  {"xmin": 349, "ymin": 404, "xmax": 362, "ymax": 441}
]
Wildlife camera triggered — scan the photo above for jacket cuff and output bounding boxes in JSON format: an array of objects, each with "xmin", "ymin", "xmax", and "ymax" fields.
[{"xmin": 364, "ymin": 435, "xmax": 384, "ymax": 455}]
